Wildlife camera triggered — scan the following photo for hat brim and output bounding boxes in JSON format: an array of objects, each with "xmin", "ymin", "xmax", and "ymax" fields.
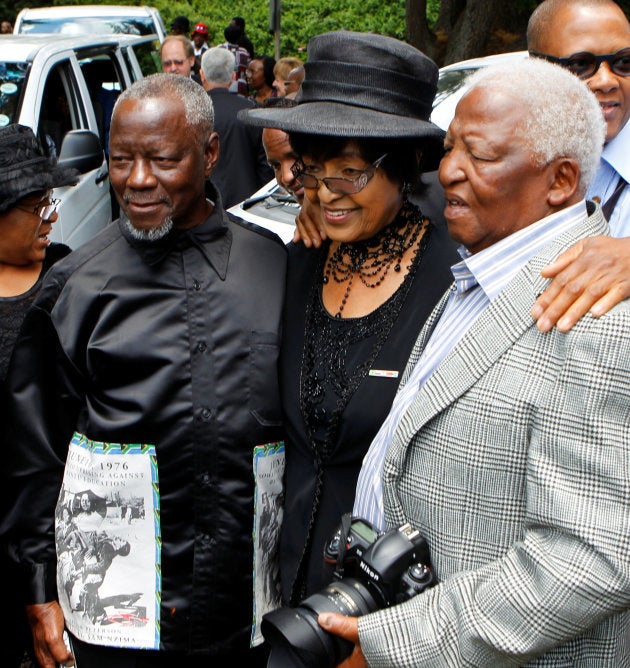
[
  {"xmin": 239, "ymin": 101, "xmax": 445, "ymax": 171},
  {"xmin": 0, "ymin": 158, "xmax": 79, "ymax": 214}
]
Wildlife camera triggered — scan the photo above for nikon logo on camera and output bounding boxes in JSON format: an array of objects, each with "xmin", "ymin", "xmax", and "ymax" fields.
[{"xmin": 358, "ymin": 560, "xmax": 381, "ymax": 582}]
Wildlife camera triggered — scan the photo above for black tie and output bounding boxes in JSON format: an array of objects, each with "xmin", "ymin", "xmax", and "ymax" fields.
[{"xmin": 601, "ymin": 175, "xmax": 627, "ymax": 221}]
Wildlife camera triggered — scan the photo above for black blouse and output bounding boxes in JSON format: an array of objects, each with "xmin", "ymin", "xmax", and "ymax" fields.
[
  {"xmin": 0, "ymin": 242, "xmax": 71, "ymax": 382},
  {"xmin": 279, "ymin": 215, "xmax": 459, "ymax": 604}
]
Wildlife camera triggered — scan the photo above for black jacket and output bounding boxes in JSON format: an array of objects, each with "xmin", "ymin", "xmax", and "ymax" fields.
[
  {"xmin": 2, "ymin": 199, "xmax": 286, "ymax": 654},
  {"xmin": 208, "ymin": 87, "xmax": 273, "ymax": 208}
]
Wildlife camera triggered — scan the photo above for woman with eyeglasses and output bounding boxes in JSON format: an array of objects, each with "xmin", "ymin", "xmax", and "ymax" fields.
[
  {"xmin": 0, "ymin": 124, "xmax": 78, "ymax": 381},
  {"xmin": 241, "ymin": 31, "xmax": 459, "ymax": 607},
  {"xmin": 0, "ymin": 123, "xmax": 77, "ymax": 667}
]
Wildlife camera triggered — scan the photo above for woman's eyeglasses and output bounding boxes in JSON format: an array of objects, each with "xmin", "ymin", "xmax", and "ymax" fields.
[
  {"xmin": 530, "ymin": 48, "xmax": 630, "ymax": 79},
  {"xmin": 291, "ymin": 153, "xmax": 388, "ymax": 195},
  {"xmin": 16, "ymin": 198, "xmax": 61, "ymax": 222}
]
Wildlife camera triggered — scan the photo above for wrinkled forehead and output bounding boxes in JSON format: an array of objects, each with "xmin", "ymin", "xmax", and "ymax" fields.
[
  {"xmin": 448, "ymin": 86, "xmax": 525, "ymax": 143},
  {"xmin": 115, "ymin": 95, "xmax": 184, "ymax": 122}
]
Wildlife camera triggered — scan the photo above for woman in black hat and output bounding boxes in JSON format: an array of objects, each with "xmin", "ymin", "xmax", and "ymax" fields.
[
  {"xmin": 0, "ymin": 123, "xmax": 77, "ymax": 668},
  {"xmin": 0, "ymin": 124, "xmax": 78, "ymax": 380},
  {"xmin": 241, "ymin": 31, "xmax": 459, "ymax": 607}
]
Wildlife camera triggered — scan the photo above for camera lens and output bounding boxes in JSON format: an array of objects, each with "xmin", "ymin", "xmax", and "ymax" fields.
[{"xmin": 263, "ymin": 578, "xmax": 380, "ymax": 668}]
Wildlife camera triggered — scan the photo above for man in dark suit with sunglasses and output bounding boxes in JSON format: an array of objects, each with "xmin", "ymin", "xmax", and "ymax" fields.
[{"xmin": 526, "ymin": 0, "xmax": 630, "ymax": 333}]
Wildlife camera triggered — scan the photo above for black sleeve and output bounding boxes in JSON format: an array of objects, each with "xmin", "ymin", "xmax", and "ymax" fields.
[{"xmin": 1, "ymin": 299, "xmax": 84, "ymax": 603}]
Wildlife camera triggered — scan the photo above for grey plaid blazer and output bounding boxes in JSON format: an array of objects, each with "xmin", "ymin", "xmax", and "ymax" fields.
[{"xmin": 359, "ymin": 205, "xmax": 630, "ymax": 666}]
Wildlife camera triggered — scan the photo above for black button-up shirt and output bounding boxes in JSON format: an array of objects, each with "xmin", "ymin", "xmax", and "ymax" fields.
[{"xmin": 3, "ymin": 198, "xmax": 286, "ymax": 654}]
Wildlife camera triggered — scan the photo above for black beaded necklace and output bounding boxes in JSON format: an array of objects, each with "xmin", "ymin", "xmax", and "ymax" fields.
[
  {"xmin": 289, "ymin": 201, "xmax": 431, "ymax": 604},
  {"xmin": 323, "ymin": 202, "xmax": 424, "ymax": 317}
]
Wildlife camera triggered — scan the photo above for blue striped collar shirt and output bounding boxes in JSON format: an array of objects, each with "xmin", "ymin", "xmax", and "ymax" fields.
[
  {"xmin": 586, "ymin": 118, "xmax": 630, "ymax": 237},
  {"xmin": 353, "ymin": 201, "xmax": 587, "ymax": 529}
]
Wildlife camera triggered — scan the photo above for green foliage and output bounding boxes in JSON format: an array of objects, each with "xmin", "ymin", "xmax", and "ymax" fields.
[
  {"xmin": 427, "ymin": 0, "xmax": 440, "ymax": 27},
  {"xmin": 277, "ymin": 0, "xmax": 406, "ymax": 55},
  {"xmin": 158, "ymin": 0, "xmax": 408, "ymax": 59}
]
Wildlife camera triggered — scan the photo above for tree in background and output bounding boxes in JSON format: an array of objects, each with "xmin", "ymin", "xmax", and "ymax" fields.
[
  {"xmin": 408, "ymin": 0, "xmax": 534, "ymax": 63},
  {"xmin": 2, "ymin": 0, "xmax": 630, "ymax": 66}
]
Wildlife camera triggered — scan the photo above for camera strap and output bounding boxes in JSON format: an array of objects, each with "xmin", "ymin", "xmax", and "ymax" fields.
[{"xmin": 336, "ymin": 512, "xmax": 354, "ymax": 576}]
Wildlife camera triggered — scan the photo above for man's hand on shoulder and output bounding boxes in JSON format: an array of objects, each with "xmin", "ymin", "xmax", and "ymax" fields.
[
  {"xmin": 293, "ymin": 197, "xmax": 326, "ymax": 248},
  {"xmin": 26, "ymin": 601, "xmax": 74, "ymax": 668},
  {"xmin": 532, "ymin": 235, "xmax": 630, "ymax": 332}
]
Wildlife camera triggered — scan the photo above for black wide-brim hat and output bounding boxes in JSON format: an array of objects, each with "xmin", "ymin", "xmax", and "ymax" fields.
[
  {"xmin": 239, "ymin": 31, "xmax": 445, "ymax": 171},
  {"xmin": 0, "ymin": 124, "xmax": 79, "ymax": 214}
]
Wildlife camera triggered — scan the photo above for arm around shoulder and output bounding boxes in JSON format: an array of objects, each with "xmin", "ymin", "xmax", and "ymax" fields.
[{"xmin": 532, "ymin": 235, "xmax": 630, "ymax": 332}]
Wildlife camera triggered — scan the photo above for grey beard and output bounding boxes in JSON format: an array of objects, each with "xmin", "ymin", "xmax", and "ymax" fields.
[{"xmin": 124, "ymin": 217, "xmax": 173, "ymax": 241}]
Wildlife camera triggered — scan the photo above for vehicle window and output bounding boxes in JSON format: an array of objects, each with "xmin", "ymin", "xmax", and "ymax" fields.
[
  {"xmin": 38, "ymin": 61, "xmax": 90, "ymax": 158},
  {"xmin": 433, "ymin": 69, "xmax": 476, "ymax": 107},
  {"xmin": 124, "ymin": 40, "xmax": 161, "ymax": 80},
  {"xmin": 0, "ymin": 61, "xmax": 27, "ymax": 127},
  {"xmin": 80, "ymin": 56, "xmax": 124, "ymax": 155},
  {"xmin": 18, "ymin": 17, "xmax": 159, "ymax": 37}
]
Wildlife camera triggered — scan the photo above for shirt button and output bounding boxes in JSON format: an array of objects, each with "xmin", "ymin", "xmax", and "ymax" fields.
[
  {"xmin": 196, "ymin": 341, "xmax": 207, "ymax": 353},
  {"xmin": 201, "ymin": 408, "xmax": 211, "ymax": 420},
  {"xmin": 192, "ymin": 279, "xmax": 201, "ymax": 291}
]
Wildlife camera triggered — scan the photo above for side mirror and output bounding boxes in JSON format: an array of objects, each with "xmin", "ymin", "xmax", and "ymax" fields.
[{"xmin": 58, "ymin": 129, "xmax": 104, "ymax": 174}]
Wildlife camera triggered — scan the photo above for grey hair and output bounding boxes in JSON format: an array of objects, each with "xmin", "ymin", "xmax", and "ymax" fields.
[
  {"xmin": 527, "ymin": 0, "xmax": 625, "ymax": 51},
  {"xmin": 112, "ymin": 73, "xmax": 214, "ymax": 138},
  {"xmin": 464, "ymin": 58, "xmax": 605, "ymax": 191},
  {"xmin": 201, "ymin": 46, "xmax": 235, "ymax": 86}
]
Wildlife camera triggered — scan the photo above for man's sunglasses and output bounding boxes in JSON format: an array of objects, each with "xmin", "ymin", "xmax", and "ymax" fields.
[{"xmin": 529, "ymin": 48, "xmax": 630, "ymax": 79}]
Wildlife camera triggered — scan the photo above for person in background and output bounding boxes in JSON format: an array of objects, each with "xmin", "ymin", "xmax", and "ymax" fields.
[
  {"xmin": 190, "ymin": 22, "xmax": 210, "ymax": 75},
  {"xmin": 241, "ymin": 30, "xmax": 459, "ymax": 606},
  {"xmin": 527, "ymin": 0, "xmax": 630, "ymax": 332},
  {"xmin": 260, "ymin": 97, "xmax": 304, "ymax": 204},
  {"xmin": 160, "ymin": 35, "xmax": 201, "ymax": 84},
  {"xmin": 1, "ymin": 20, "xmax": 12, "ymax": 33},
  {"xmin": 324, "ymin": 57, "xmax": 630, "ymax": 667},
  {"xmin": 231, "ymin": 16, "xmax": 255, "ymax": 60},
  {"xmin": 221, "ymin": 23, "xmax": 251, "ymax": 97},
  {"xmin": 284, "ymin": 64, "xmax": 305, "ymax": 99},
  {"xmin": 260, "ymin": 96, "xmax": 326, "ymax": 245},
  {"xmin": 200, "ymin": 46, "xmax": 273, "ymax": 208},
  {"xmin": 272, "ymin": 57, "xmax": 303, "ymax": 97},
  {"xmin": 247, "ymin": 56, "xmax": 276, "ymax": 106},
  {"xmin": 169, "ymin": 15, "xmax": 189, "ymax": 36},
  {"xmin": 1, "ymin": 74, "xmax": 286, "ymax": 668},
  {"xmin": 0, "ymin": 124, "xmax": 78, "ymax": 667}
]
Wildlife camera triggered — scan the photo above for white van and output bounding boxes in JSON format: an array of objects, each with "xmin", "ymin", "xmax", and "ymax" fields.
[
  {"xmin": 14, "ymin": 5, "xmax": 167, "ymax": 43},
  {"xmin": 0, "ymin": 33, "xmax": 160, "ymax": 247}
]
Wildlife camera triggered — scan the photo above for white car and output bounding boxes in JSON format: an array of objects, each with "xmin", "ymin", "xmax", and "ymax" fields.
[
  {"xmin": 231, "ymin": 51, "xmax": 529, "ymax": 242},
  {"xmin": 228, "ymin": 180, "xmax": 300, "ymax": 244},
  {"xmin": 0, "ymin": 33, "xmax": 160, "ymax": 247},
  {"xmin": 14, "ymin": 5, "xmax": 167, "ymax": 43},
  {"xmin": 431, "ymin": 51, "xmax": 529, "ymax": 130}
]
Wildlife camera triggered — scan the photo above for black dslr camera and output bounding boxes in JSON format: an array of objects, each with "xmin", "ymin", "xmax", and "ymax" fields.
[{"xmin": 262, "ymin": 515, "xmax": 436, "ymax": 668}]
